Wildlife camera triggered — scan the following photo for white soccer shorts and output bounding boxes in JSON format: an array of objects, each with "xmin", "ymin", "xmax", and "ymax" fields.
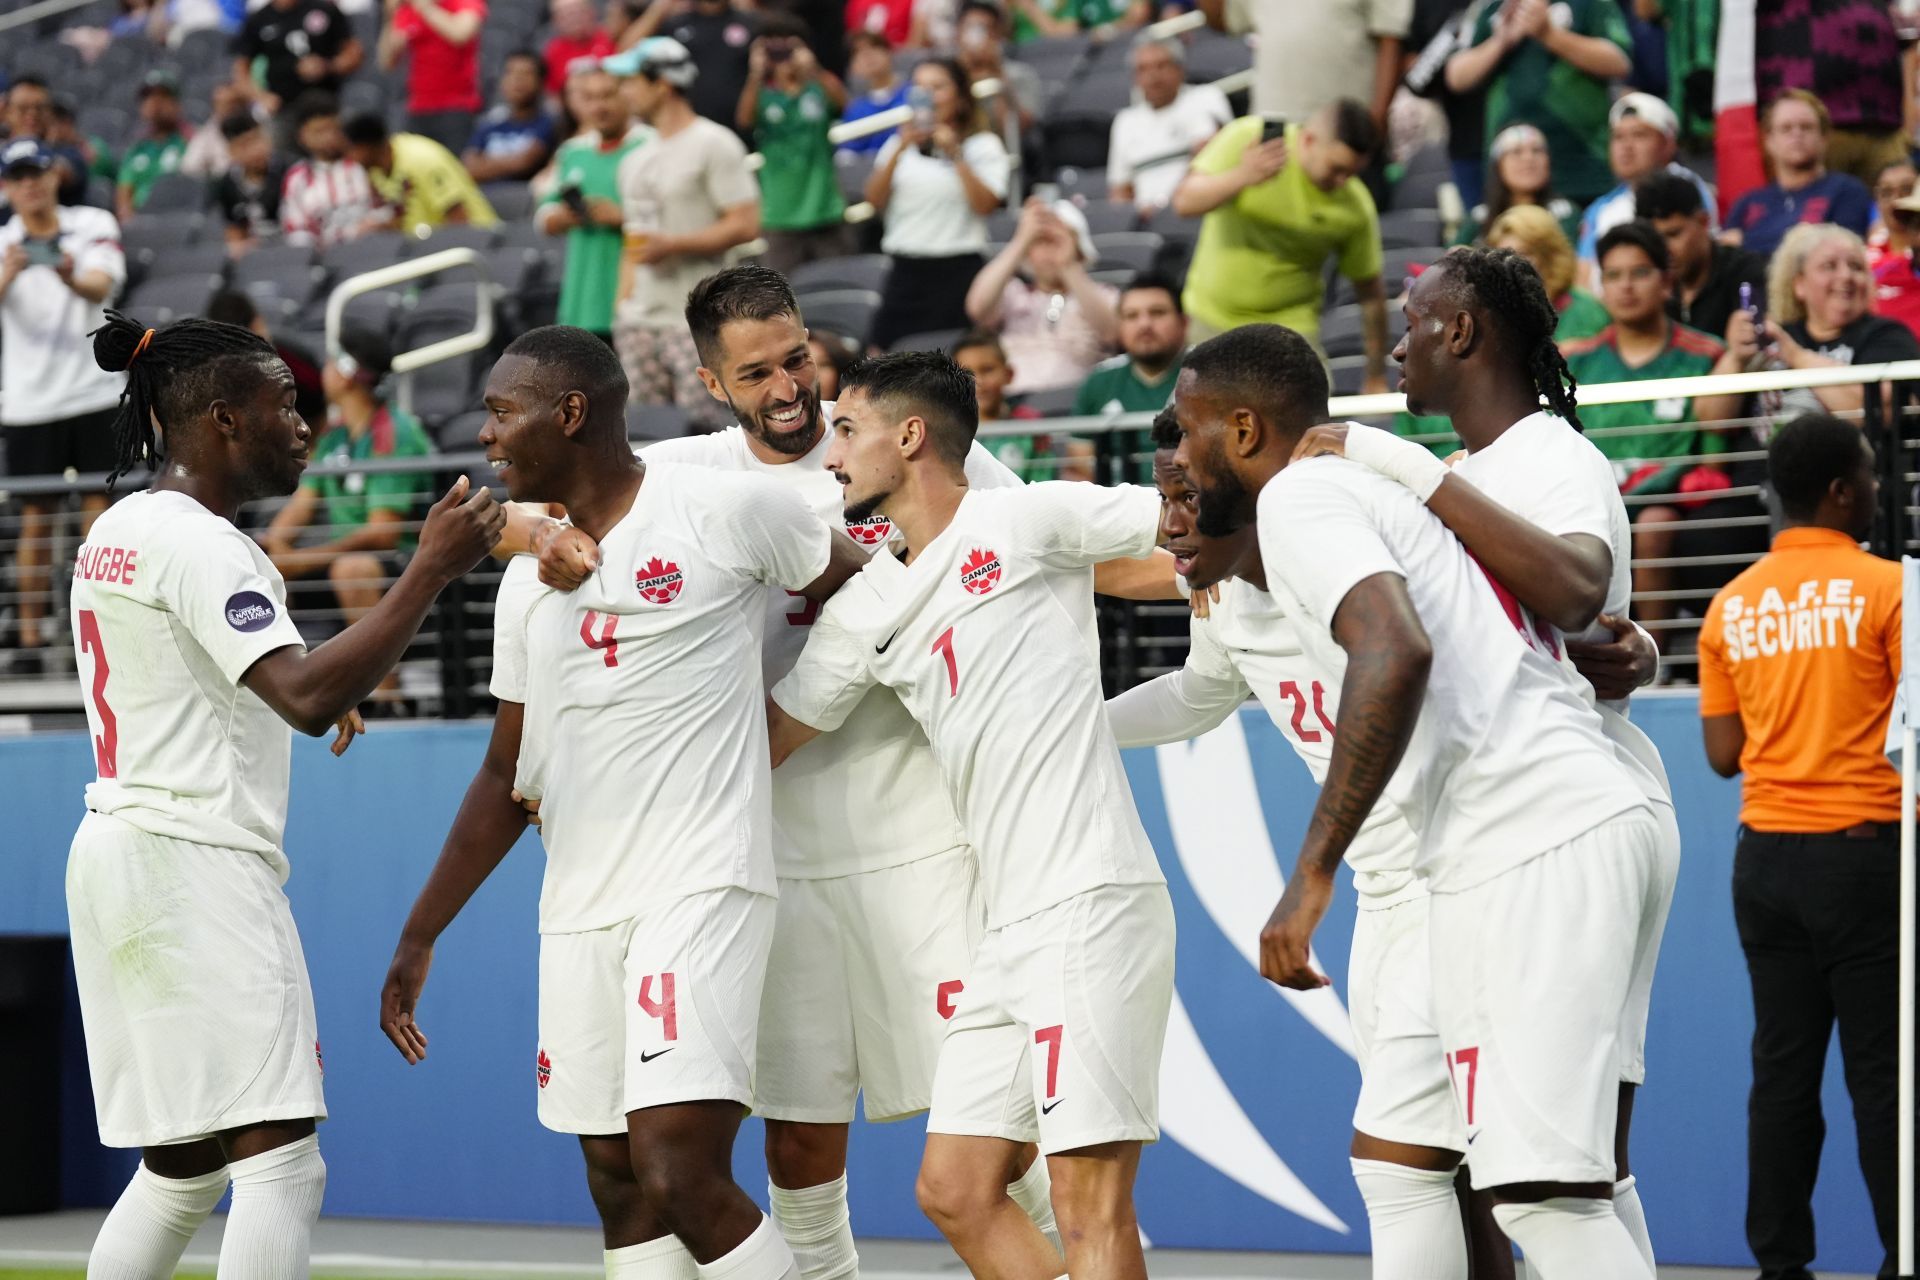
[
  {"xmin": 1428, "ymin": 806, "xmax": 1667, "ymax": 1189},
  {"xmin": 1349, "ymin": 891, "xmax": 1467, "ymax": 1153},
  {"xmin": 66, "ymin": 812, "xmax": 327, "ymax": 1149},
  {"xmin": 536, "ymin": 886, "xmax": 775, "ymax": 1135},
  {"xmin": 756, "ymin": 845, "xmax": 984, "ymax": 1124},
  {"xmin": 928, "ymin": 883, "xmax": 1175, "ymax": 1155},
  {"xmin": 1618, "ymin": 801, "xmax": 1680, "ymax": 1086}
]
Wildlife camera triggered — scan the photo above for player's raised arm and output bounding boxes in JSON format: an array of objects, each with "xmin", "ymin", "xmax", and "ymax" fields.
[
  {"xmin": 1091, "ymin": 547, "xmax": 1188, "ymax": 600},
  {"xmin": 245, "ymin": 477, "xmax": 506, "ymax": 734},
  {"xmin": 1106, "ymin": 621, "xmax": 1251, "ymax": 747},
  {"xmin": 1295, "ymin": 423, "xmax": 1612, "ymax": 634}
]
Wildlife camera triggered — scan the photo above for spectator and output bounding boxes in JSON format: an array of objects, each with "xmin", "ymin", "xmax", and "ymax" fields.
[
  {"xmin": 1561, "ymin": 220, "xmax": 1740, "ymax": 638},
  {"xmin": 621, "ymin": 0, "xmax": 760, "ymax": 134},
  {"xmin": 1873, "ymin": 179, "xmax": 1920, "ymax": 342},
  {"xmin": 231, "ymin": 0, "xmax": 362, "ymax": 117},
  {"xmin": 48, "ymin": 97, "xmax": 118, "ymax": 197},
  {"xmin": 538, "ymin": 65, "xmax": 649, "ymax": 340},
  {"xmin": 1106, "ymin": 36, "xmax": 1232, "ymax": 216},
  {"xmin": 1200, "ymin": 0, "xmax": 1408, "ymax": 134},
  {"xmin": 0, "ymin": 140, "xmax": 125, "ymax": 675},
  {"xmin": 1010, "ymin": 0, "xmax": 1146, "ymax": 39},
  {"xmin": 1445, "ymin": 0, "xmax": 1632, "ymax": 206},
  {"xmin": 5, "ymin": 77, "xmax": 90, "ymax": 206},
  {"xmin": 1452, "ymin": 122, "xmax": 1579, "ymax": 246},
  {"xmin": 1401, "ymin": 0, "xmax": 1489, "ymax": 207},
  {"xmin": 465, "ymin": 51, "xmax": 558, "ymax": 183},
  {"xmin": 212, "ymin": 113, "xmax": 289, "ymax": 250},
  {"xmin": 809, "ymin": 327, "xmax": 861, "ymax": 400},
  {"xmin": 1485, "ymin": 202, "xmax": 1609, "ymax": 341},
  {"xmin": 116, "ymin": 71, "xmax": 189, "ymax": 222},
  {"xmin": 965, "ymin": 199, "xmax": 1118, "ymax": 392},
  {"xmin": 180, "ymin": 83, "xmax": 253, "ymax": 177},
  {"xmin": 738, "ymin": 13, "xmax": 848, "ymax": 272},
  {"xmin": 1174, "ymin": 100, "xmax": 1387, "ymax": 388},
  {"xmin": 951, "ymin": 328, "xmax": 1091, "ymax": 481},
  {"xmin": 378, "ymin": 0, "xmax": 489, "ymax": 154},
  {"xmin": 1573, "ymin": 92, "xmax": 1714, "ymax": 287},
  {"xmin": 344, "ymin": 112, "xmax": 499, "ymax": 229},
  {"xmin": 1868, "ymin": 157, "xmax": 1919, "ymax": 273},
  {"xmin": 1724, "ymin": 222, "xmax": 1920, "ymax": 424},
  {"xmin": 954, "ymin": 0, "xmax": 1041, "ymax": 136},
  {"xmin": 281, "ymin": 92, "xmax": 384, "ymax": 248},
  {"xmin": 262, "ymin": 326, "xmax": 434, "ymax": 702},
  {"xmin": 1074, "ymin": 273, "xmax": 1187, "ymax": 416},
  {"xmin": 543, "ymin": 0, "xmax": 616, "ymax": 99},
  {"xmin": 866, "ymin": 58, "xmax": 1009, "ymax": 349},
  {"xmin": 905, "ymin": 0, "xmax": 958, "ymax": 49},
  {"xmin": 1637, "ymin": 169, "xmax": 1768, "ymax": 344},
  {"xmin": 1698, "ymin": 412, "xmax": 1904, "ymax": 1280},
  {"xmin": 839, "ymin": 29, "xmax": 909, "ymax": 154},
  {"xmin": 848, "ymin": 0, "xmax": 913, "ymax": 44},
  {"xmin": 206, "ymin": 288, "xmax": 326, "ymax": 428},
  {"xmin": 1723, "ymin": 91, "xmax": 1876, "ymax": 259},
  {"xmin": 1754, "ymin": 0, "xmax": 1908, "ymax": 186},
  {"xmin": 607, "ymin": 37, "xmax": 760, "ymax": 423}
]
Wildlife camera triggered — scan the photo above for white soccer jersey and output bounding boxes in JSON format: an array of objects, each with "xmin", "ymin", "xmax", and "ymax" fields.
[
  {"xmin": 773, "ymin": 483, "xmax": 1168, "ymax": 928},
  {"xmin": 68, "ymin": 489, "xmax": 306, "ymax": 873},
  {"xmin": 1446, "ymin": 412, "xmax": 1673, "ymax": 800},
  {"xmin": 1106, "ymin": 577, "xmax": 1422, "ymax": 903},
  {"xmin": 496, "ymin": 463, "xmax": 834, "ymax": 933},
  {"xmin": 640, "ymin": 417, "xmax": 1021, "ymax": 879},
  {"xmin": 1258, "ymin": 459, "xmax": 1645, "ymax": 894}
]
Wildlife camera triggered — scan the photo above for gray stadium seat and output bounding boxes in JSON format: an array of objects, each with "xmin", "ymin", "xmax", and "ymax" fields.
[
  {"xmin": 1042, "ymin": 113, "xmax": 1110, "ymax": 173},
  {"xmin": 1143, "ymin": 206, "xmax": 1200, "ymax": 246},
  {"xmin": 1078, "ymin": 201, "xmax": 1143, "ymax": 236},
  {"xmin": 1069, "ymin": 70, "xmax": 1135, "ymax": 118},
  {"xmin": 1393, "ymin": 145, "xmax": 1450, "ymax": 212},
  {"xmin": 414, "ymin": 224, "xmax": 500, "ymax": 258},
  {"xmin": 790, "ymin": 254, "xmax": 891, "ymax": 295},
  {"xmin": 175, "ymin": 27, "xmax": 229, "ymax": 70},
  {"xmin": 1379, "ymin": 207, "xmax": 1445, "ymax": 250},
  {"xmin": 231, "ymin": 243, "xmax": 323, "ymax": 303},
  {"xmin": 1183, "ymin": 31, "xmax": 1253, "ymax": 82},
  {"xmin": 889, "ymin": 327, "xmax": 965, "ymax": 354},
  {"xmin": 139, "ymin": 240, "xmax": 228, "ymax": 284},
  {"xmin": 1054, "ymin": 166, "xmax": 1108, "ymax": 202},
  {"xmin": 1090, "ymin": 232, "xmax": 1162, "ymax": 276},
  {"xmin": 78, "ymin": 107, "xmax": 131, "ymax": 150},
  {"xmin": 835, "ymin": 152, "xmax": 876, "ymax": 206},
  {"xmin": 124, "ymin": 273, "xmax": 221, "ymax": 325},
  {"xmin": 139, "ymin": 172, "xmax": 211, "ymax": 214},
  {"xmin": 403, "ymin": 355, "xmax": 479, "ymax": 429},
  {"xmin": 322, "ymin": 232, "xmax": 411, "ymax": 283},
  {"xmin": 794, "ymin": 289, "xmax": 881, "ymax": 345},
  {"xmin": 1320, "ymin": 304, "xmax": 1367, "ymax": 359},
  {"xmin": 1019, "ymin": 383, "xmax": 1080, "ymax": 418},
  {"xmin": 627, "ymin": 402, "xmax": 691, "ymax": 443},
  {"xmin": 1327, "ymin": 354, "xmax": 1368, "ymax": 396},
  {"xmin": 335, "ymin": 289, "xmax": 404, "ymax": 339},
  {"xmin": 481, "ymin": 181, "xmax": 535, "ymax": 222}
]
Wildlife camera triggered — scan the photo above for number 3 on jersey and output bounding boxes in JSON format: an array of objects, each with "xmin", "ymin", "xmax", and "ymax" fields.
[{"xmin": 77, "ymin": 609, "xmax": 117, "ymax": 777}]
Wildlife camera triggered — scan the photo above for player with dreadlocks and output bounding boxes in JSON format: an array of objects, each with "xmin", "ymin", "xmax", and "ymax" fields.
[
  {"xmin": 65, "ymin": 311, "xmax": 503, "ymax": 1280},
  {"xmin": 1293, "ymin": 244, "xmax": 1681, "ymax": 1276}
]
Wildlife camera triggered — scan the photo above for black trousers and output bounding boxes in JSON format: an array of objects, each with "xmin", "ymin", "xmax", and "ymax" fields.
[{"xmin": 1734, "ymin": 824, "xmax": 1905, "ymax": 1279}]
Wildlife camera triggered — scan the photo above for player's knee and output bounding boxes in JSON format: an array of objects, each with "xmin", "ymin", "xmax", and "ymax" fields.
[
  {"xmin": 914, "ymin": 1159, "xmax": 1003, "ymax": 1235},
  {"xmin": 635, "ymin": 1156, "xmax": 732, "ymax": 1229},
  {"xmin": 764, "ymin": 1122, "xmax": 845, "ymax": 1188}
]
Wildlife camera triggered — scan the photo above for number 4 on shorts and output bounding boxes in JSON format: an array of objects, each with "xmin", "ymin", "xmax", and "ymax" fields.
[{"xmin": 637, "ymin": 972, "xmax": 678, "ymax": 1041}]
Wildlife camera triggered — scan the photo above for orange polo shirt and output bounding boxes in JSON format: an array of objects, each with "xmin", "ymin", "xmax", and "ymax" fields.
[{"xmin": 1699, "ymin": 527, "xmax": 1904, "ymax": 832}]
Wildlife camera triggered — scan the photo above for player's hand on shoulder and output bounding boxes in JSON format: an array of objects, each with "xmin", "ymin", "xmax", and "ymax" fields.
[
  {"xmin": 1565, "ymin": 613, "xmax": 1657, "ymax": 702},
  {"xmin": 511, "ymin": 787, "xmax": 542, "ymax": 827},
  {"xmin": 1290, "ymin": 423, "xmax": 1350, "ymax": 463},
  {"xmin": 330, "ymin": 709, "xmax": 365, "ymax": 757},
  {"xmin": 536, "ymin": 522, "xmax": 601, "ymax": 590},
  {"xmin": 1189, "ymin": 581, "xmax": 1220, "ymax": 619},
  {"xmin": 1258, "ymin": 871, "xmax": 1333, "ymax": 991},
  {"xmin": 415, "ymin": 475, "xmax": 508, "ymax": 584},
  {"xmin": 380, "ymin": 939, "xmax": 434, "ymax": 1065}
]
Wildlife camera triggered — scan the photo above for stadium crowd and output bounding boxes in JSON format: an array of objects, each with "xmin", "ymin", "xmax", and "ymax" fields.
[{"xmin": 0, "ymin": 0, "xmax": 1918, "ymax": 680}]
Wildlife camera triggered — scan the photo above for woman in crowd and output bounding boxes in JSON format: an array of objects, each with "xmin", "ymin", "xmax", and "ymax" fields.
[
  {"xmin": 1867, "ymin": 158, "xmax": 1920, "ymax": 339},
  {"xmin": 1485, "ymin": 204, "xmax": 1611, "ymax": 343},
  {"xmin": 866, "ymin": 58, "xmax": 1010, "ymax": 349},
  {"xmin": 963, "ymin": 197, "xmax": 1119, "ymax": 393},
  {"xmin": 1453, "ymin": 123, "xmax": 1582, "ymax": 247}
]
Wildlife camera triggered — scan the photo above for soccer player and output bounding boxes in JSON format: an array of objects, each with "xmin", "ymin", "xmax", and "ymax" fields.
[
  {"xmin": 766, "ymin": 352, "xmax": 1175, "ymax": 1280},
  {"xmin": 381, "ymin": 326, "xmax": 864, "ymax": 1280},
  {"xmin": 1172, "ymin": 324, "xmax": 1663, "ymax": 1280},
  {"xmin": 68, "ymin": 311, "xmax": 504, "ymax": 1279},
  {"xmin": 1105, "ymin": 412, "xmax": 1468, "ymax": 1278},
  {"xmin": 511, "ymin": 265, "xmax": 1185, "ymax": 1276},
  {"xmin": 1293, "ymin": 245, "xmax": 1682, "ymax": 1273}
]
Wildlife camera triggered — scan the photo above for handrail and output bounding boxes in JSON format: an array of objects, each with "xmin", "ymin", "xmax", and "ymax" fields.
[
  {"xmin": 0, "ymin": 0, "xmax": 100, "ymax": 34},
  {"xmin": 323, "ymin": 246, "xmax": 495, "ymax": 418}
]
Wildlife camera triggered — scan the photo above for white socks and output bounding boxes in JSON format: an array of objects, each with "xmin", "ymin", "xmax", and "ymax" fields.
[
  {"xmin": 216, "ymin": 1135, "xmax": 327, "ymax": 1280},
  {"xmin": 1350, "ymin": 1159, "xmax": 1467, "ymax": 1280},
  {"xmin": 768, "ymin": 1176, "xmax": 858, "ymax": 1280},
  {"xmin": 606, "ymin": 1234, "xmax": 699, "ymax": 1279},
  {"xmin": 1492, "ymin": 1197, "xmax": 1653, "ymax": 1280},
  {"xmin": 88, "ymin": 1161, "xmax": 230, "ymax": 1279},
  {"xmin": 694, "ymin": 1215, "xmax": 801, "ymax": 1280},
  {"xmin": 1612, "ymin": 1175, "xmax": 1654, "ymax": 1275},
  {"xmin": 1005, "ymin": 1157, "xmax": 1061, "ymax": 1252}
]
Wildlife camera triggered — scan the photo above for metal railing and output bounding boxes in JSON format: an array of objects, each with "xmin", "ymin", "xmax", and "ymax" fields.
[
  {"xmin": 1, "ymin": 359, "xmax": 1914, "ymax": 722},
  {"xmin": 325, "ymin": 247, "xmax": 494, "ymax": 420}
]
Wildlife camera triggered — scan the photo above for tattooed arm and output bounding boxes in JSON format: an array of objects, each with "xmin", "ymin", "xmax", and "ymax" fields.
[{"xmin": 1258, "ymin": 572, "xmax": 1431, "ymax": 990}]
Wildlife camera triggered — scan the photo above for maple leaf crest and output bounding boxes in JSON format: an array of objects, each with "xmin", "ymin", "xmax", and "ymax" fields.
[
  {"xmin": 959, "ymin": 546, "xmax": 1002, "ymax": 596},
  {"xmin": 636, "ymin": 556, "xmax": 685, "ymax": 604},
  {"xmin": 536, "ymin": 1049, "xmax": 552, "ymax": 1088}
]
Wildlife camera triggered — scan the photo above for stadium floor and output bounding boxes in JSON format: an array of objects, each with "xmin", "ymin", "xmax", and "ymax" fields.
[{"xmin": 0, "ymin": 1211, "xmax": 1867, "ymax": 1279}]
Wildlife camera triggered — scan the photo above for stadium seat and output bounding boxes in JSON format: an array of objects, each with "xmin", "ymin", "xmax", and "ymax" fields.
[
  {"xmin": 482, "ymin": 181, "xmax": 536, "ymax": 222},
  {"xmin": 340, "ymin": 79, "xmax": 391, "ymax": 120},
  {"xmin": 140, "ymin": 172, "xmax": 211, "ymax": 214},
  {"xmin": 1020, "ymin": 383, "xmax": 1080, "ymax": 417},
  {"xmin": 334, "ymin": 289, "xmax": 405, "ymax": 339},
  {"xmin": 1379, "ymin": 207, "xmax": 1445, "ymax": 250},
  {"xmin": 1069, "ymin": 70, "xmax": 1136, "ymax": 119},
  {"xmin": 85, "ymin": 174, "xmax": 116, "ymax": 212},
  {"xmin": 1142, "ymin": 206, "xmax": 1200, "ymax": 245},
  {"xmin": 174, "ymin": 27, "xmax": 229, "ymax": 71},
  {"xmin": 627, "ymin": 401, "xmax": 691, "ymax": 443},
  {"xmin": 889, "ymin": 327, "xmax": 965, "ymax": 354},
  {"xmin": 794, "ymin": 289, "xmax": 881, "ymax": 345},
  {"xmin": 78, "ymin": 106, "xmax": 131, "ymax": 150},
  {"xmin": 835, "ymin": 151, "xmax": 876, "ymax": 206},
  {"xmin": 436, "ymin": 408, "xmax": 488, "ymax": 452},
  {"xmin": 13, "ymin": 40, "xmax": 80, "ymax": 81},
  {"xmin": 985, "ymin": 206, "xmax": 1021, "ymax": 243},
  {"xmin": 1320, "ymin": 305, "xmax": 1367, "ymax": 359},
  {"xmin": 231, "ymin": 243, "xmax": 323, "ymax": 304},
  {"xmin": 403, "ymin": 355, "xmax": 480, "ymax": 430},
  {"xmin": 124, "ymin": 273, "xmax": 221, "ymax": 325},
  {"xmin": 91, "ymin": 36, "xmax": 153, "ymax": 83},
  {"xmin": 322, "ymin": 232, "xmax": 411, "ymax": 284},
  {"xmin": 1089, "ymin": 267, "xmax": 1136, "ymax": 289},
  {"xmin": 123, "ymin": 210, "xmax": 206, "ymax": 258},
  {"xmin": 1393, "ymin": 145, "xmax": 1450, "ymax": 212},
  {"xmin": 1075, "ymin": 201, "xmax": 1143, "ymax": 236},
  {"xmin": 413, "ymin": 226, "xmax": 501, "ymax": 275},
  {"xmin": 790, "ymin": 253, "xmax": 891, "ymax": 295},
  {"xmin": 139, "ymin": 240, "xmax": 229, "ymax": 284},
  {"xmin": 1183, "ymin": 31, "xmax": 1253, "ymax": 82},
  {"xmin": 1090, "ymin": 232, "xmax": 1162, "ymax": 276},
  {"xmin": 1327, "ymin": 354, "xmax": 1369, "ymax": 396},
  {"xmin": 1042, "ymin": 113, "xmax": 1110, "ymax": 173},
  {"xmin": 1054, "ymin": 166, "xmax": 1108, "ymax": 202}
]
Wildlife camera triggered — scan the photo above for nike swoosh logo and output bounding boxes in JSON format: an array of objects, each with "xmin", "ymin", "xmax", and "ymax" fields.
[
  {"xmin": 1041, "ymin": 1098, "xmax": 1064, "ymax": 1115},
  {"xmin": 876, "ymin": 628, "xmax": 901, "ymax": 654},
  {"xmin": 639, "ymin": 1048, "xmax": 674, "ymax": 1063}
]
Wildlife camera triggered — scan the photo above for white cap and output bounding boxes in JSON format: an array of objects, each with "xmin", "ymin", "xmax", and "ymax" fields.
[
  {"xmin": 1047, "ymin": 199, "xmax": 1098, "ymax": 267},
  {"xmin": 1609, "ymin": 92, "xmax": 1678, "ymax": 140}
]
